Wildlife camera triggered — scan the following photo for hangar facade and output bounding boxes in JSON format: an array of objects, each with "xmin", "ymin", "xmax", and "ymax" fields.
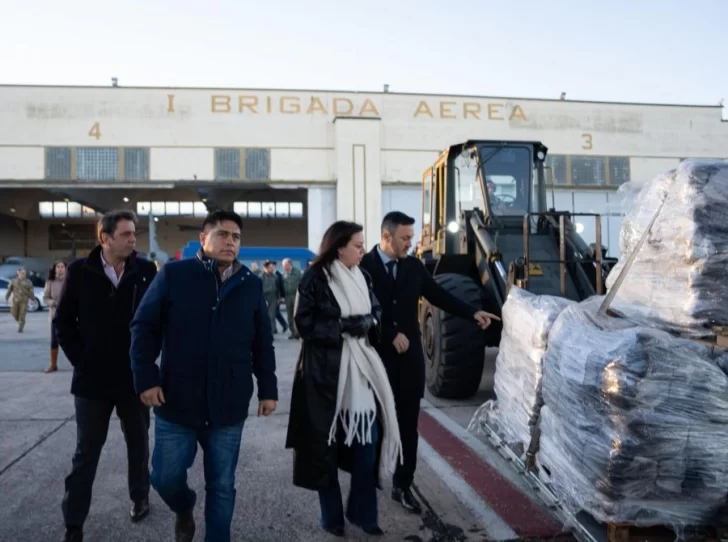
[{"xmin": 0, "ymin": 84, "xmax": 726, "ymax": 261}]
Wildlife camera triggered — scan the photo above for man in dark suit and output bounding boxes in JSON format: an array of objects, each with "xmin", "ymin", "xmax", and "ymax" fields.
[
  {"xmin": 55, "ymin": 210, "xmax": 158, "ymax": 542},
  {"xmin": 360, "ymin": 211, "xmax": 498, "ymax": 514}
]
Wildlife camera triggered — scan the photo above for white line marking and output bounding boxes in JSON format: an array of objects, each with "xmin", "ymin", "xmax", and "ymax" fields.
[{"xmin": 418, "ymin": 438, "xmax": 519, "ymax": 541}]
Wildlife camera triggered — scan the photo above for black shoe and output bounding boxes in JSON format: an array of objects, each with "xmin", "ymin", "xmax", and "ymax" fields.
[
  {"xmin": 62, "ymin": 527, "xmax": 83, "ymax": 542},
  {"xmin": 130, "ymin": 498, "xmax": 150, "ymax": 522},
  {"xmin": 391, "ymin": 487, "xmax": 422, "ymax": 514},
  {"xmin": 175, "ymin": 510, "xmax": 196, "ymax": 542},
  {"xmin": 323, "ymin": 525, "xmax": 345, "ymax": 537}
]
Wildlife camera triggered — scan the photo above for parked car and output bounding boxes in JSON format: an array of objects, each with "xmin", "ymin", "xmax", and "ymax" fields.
[{"xmin": 0, "ymin": 277, "xmax": 46, "ymax": 313}]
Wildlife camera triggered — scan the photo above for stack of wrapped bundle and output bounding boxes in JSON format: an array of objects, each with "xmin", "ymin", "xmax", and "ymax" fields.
[
  {"xmin": 479, "ymin": 287, "xmax": 574, "ymax": 453},
  {"xmin": 538, "ymin": 297, "xmax": 728, "ymax": 527},
  {"xmin": 606, "ymin": 160, "xmax": 728, "ymax": 337}
]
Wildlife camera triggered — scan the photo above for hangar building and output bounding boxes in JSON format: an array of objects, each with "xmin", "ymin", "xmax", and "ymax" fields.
[{"xmin": 0, "ymin": 84, "xmax": 726, "ymax": 261}]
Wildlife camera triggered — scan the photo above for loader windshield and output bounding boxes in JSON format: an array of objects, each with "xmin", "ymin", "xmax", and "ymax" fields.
[{"xmin": 479, "ymin": 146, "xmax": 531, "ymax": 216}]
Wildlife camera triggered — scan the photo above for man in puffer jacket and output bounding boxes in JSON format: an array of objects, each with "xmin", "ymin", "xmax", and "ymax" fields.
[{"xmin": 131, "ymin": 210, "xmax": 278, "ymax": 542}]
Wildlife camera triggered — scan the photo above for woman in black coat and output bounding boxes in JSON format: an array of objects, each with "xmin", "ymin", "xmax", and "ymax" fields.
[{"xmin": 285, "ymin": 220, "xmax": 401, "ymax": 538}]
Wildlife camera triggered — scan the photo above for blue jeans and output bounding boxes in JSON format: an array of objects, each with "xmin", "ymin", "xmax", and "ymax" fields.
[
  {"xmin": 151, "ymin": 416, "xmax": 244, "ymax": 542},
  {"xmin": 319, "ymin": 419, "xmax": 379, "ymax": 530}
]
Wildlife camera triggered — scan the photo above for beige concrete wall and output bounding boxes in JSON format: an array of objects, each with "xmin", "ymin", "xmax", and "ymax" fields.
[
  {"xmin": 2, "ymin": 86, "xmax": 726, "ymax": 157},
  {"xmin": 2, "ymin": 85, "xmax": 726, "ymax": 256}
]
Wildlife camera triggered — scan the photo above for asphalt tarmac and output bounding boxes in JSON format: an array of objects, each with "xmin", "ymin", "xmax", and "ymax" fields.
[{"xmin": 0, "ymin": 311, "xmax": 490, "ymax": 542}]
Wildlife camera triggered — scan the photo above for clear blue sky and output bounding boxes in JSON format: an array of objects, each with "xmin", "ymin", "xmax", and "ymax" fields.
[{"xmin": 2, "ymin": 0, "xmax": 726, "ymax": 112}]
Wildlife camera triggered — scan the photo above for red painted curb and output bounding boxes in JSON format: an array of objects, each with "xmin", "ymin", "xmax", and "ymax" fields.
[{"xmin": 418, "ymin": 409, "xmax": 568, "ymax": 539}]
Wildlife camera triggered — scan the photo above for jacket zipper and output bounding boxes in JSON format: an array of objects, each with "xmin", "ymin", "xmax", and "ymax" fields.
[{"xmin": 196, "ymin": 254, "xmax": 220, "ymax": 307}]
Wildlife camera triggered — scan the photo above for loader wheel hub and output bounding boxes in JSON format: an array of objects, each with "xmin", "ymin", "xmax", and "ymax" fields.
[{"xmin": 424, "ymin": 313, "xmax": 435, "ymax": 364}]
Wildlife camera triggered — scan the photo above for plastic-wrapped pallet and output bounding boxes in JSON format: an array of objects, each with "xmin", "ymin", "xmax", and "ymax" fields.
[
  {"xmin": 606, "ymin": 159, "xmax": 728, "ymax": 336},
  {"xmin": 538, "ymin": 296, "xmax": 728, "ymax": 528},
  {"xmin": 468, "ymin": 287, "xmax": 574, "ymax": 453}
]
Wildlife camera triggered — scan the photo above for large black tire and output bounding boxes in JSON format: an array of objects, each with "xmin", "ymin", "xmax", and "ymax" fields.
[{"xmin": 420, "ymin": 273, "xmax": 487, "ymax": 399}]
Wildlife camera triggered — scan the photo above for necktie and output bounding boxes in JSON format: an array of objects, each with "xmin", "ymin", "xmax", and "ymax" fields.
[{"xmin": 386, "ymin": 260, "xmax": 397, "ymax": 285}]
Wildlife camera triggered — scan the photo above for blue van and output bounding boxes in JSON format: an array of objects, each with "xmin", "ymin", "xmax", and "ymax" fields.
[{"xmin": 179, "ymin": 242, "xmax": 314, "ymax": 271}]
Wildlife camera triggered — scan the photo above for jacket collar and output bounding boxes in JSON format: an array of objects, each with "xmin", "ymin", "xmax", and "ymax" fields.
[
  {"xmin": 375, "ymin": 244, "xmax": 395, "ymax": 266},
  {"xmin": 367, "ymin": 245, "xmax": 407, "ymax": 287},
  {"xmin": 84, "ymin": 245, "xmax": 139, "ymax": 274},
  {"xmin": 196, "ymin": 249, "xmax": 242, "ymax": 281}
]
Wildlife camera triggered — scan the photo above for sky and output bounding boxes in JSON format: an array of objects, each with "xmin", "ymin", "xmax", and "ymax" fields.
[{"xmin": 1, "ymin": 0, "xmax": 726, "ymax": 115}]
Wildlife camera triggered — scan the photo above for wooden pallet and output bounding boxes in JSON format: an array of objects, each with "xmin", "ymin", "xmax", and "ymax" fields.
[
  {"xmin": 606, "ymin": 523, "xmax": 728, "ymax": 542},
  {"xmin": 711, "ymin": 326, "xmax": 728, "ymax": 348},
  {"xmin": 692, "ymin": 326, "xmax": 728, "ymax": 349}
]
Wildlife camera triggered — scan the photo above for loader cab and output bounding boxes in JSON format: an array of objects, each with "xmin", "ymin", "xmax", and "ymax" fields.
[{"xmin": 420, "ymin": 140, "xmax": 548, "ymax": 256}]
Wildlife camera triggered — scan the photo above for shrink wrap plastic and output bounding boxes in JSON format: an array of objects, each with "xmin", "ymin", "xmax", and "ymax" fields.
[
  {"xmin": 606, "ymin": 160, "xmax": 728, "ymax": 336},
  {"xmin": 467, "ymin": 160, "xmax": 728, "ymax": 530},
  {"xmin": 469, "ymin": 287, "xmax": 573, "ymax": 453},
  {"xmin": 538, "ymin": 297, "xmax": 728, "ymax": 527}
]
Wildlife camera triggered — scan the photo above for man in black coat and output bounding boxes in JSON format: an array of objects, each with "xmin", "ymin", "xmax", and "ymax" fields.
[
  {"xmin": 360, "ymin": 211, "xmax": 498, "ymax": 514},
  {"xmin": 54, "ymin": 210, "xmax": 158, "ymax": 542}
]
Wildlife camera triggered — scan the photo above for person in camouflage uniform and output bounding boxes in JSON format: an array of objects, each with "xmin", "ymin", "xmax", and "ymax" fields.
[
  {"xmin": 5, "ymin": 267, "xmax": 34, "ymax": 333},
  {"xmin": 261, "ymin": 260, "xmax": 282, "ymax": 333},
  {"xmin": 281, "ymin": 258, "xmax": 302, "ymax": 339}
]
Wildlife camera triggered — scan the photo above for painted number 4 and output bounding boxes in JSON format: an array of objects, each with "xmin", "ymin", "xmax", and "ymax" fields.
[{"xmin": 88, "ymin": 122, "xmax": 101, "ymax": 140}]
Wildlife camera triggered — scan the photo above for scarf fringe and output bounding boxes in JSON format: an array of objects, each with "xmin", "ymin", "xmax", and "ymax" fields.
[{"xmin": 328, "ymin": 409, "xmax": 377, "ymax": 446}]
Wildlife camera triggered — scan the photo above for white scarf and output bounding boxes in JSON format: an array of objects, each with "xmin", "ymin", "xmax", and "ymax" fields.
[{"xmin": 326, "ymin": 259, "xmax": 403, "ymax": 484}]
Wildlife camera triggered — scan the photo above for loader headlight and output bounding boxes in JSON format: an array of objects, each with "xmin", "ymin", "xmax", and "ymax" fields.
[
  {"xmin": 447, "ymin": 221, "xmax": 459, "ymax": 233},
  {"xmin": 575, "ymin": 222, "xmax": 585, "ymax": 234}
]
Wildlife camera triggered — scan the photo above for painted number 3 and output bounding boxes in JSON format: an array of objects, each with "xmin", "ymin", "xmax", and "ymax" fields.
[
  {"xmin": 582, "ymin": 133, "xmax": 593, "ymax": 150},
  {"xmin": 88, "ymin": 122, "xmax": 101, "ymax": 140}
]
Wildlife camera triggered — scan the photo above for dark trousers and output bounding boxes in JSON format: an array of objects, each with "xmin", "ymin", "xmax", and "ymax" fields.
[
  {"xmin": 62, "ymin": 395, "xmax": 150, "ymax": 528},
  {"xmin": 275, "ymin": 305, "xmax": 287, "ymax": 330},
  {"xmin": 285, "ymin": 296, "xmax": 298, "ymax": 337},
  {"xmin": 319, "ymin": 419, "xmax": 379, "ymax": 530},
  {"xmin": 50, "ymin": 321, "xmax": 59, "ymax": 349},
  {"xmin": 265, "ymin": 294, "xmax": 278, "ymax": 331},
  {"xmin": 151, "ymin": 416, "xmax": 244, "ymax": 542},
  {"xmin": 393, "ymin": 396, "xmax": 420, "ymax": 490}
]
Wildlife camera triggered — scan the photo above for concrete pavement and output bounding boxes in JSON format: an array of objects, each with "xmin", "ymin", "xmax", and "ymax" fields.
[{"xmin": 0, "ymin": 312, "xmax": 493, "ymax": 542}]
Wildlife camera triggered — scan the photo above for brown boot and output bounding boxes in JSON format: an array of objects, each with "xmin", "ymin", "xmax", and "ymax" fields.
[{"xmin": 45, "ymin": 348, "xmax": 58, "ymax": 373}]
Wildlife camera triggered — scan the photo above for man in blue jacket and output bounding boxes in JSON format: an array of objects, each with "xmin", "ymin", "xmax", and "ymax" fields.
[{"xmin": 130, "ymin": 210, "xmax": 278, "ymax": 542}]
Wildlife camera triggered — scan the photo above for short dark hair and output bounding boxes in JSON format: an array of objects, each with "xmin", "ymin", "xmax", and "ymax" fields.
[
  {"xmin": 312, "ymin": 221, "xmax": 363, "ymax": 270},
  {"xmin": 97, "ymin": 209, "xmax": 137, "ymax": 243},
  {"xmin": 381, "ymin": 211, "xmax": 415, "ymax": 235},
  {"xmin": 202, "ymin": 210, "xmax": 243, "ymax": 231}
]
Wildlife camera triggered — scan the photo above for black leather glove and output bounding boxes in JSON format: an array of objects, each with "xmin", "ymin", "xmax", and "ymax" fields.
[{"xmin": 341, "ymin": 314, "xmax": 375, "ymax": 338}]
